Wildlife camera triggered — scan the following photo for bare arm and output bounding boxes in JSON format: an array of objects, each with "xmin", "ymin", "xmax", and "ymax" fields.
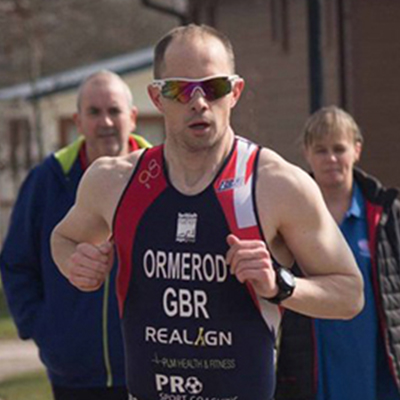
[
  {"xmin": 227, "ymin": 149, "xmax": 364, "ymax": 319},
  {"xmin": 51, "ymin": 155, "xmax": 134, "ymax": 291},
  {"xmin": 274, "ymin": 166, "xmax": 363, "ymax": 318}
]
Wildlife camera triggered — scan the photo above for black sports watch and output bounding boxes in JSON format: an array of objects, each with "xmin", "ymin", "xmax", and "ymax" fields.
[{"xmin": 265, "ymin": 266, "xmax": 296, "ymax": 305}]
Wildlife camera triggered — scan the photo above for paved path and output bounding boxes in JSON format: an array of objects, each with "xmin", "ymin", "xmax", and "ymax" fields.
[{"xmin": 0, "ymin": 339, "xmax": 44, "ymax": 383}]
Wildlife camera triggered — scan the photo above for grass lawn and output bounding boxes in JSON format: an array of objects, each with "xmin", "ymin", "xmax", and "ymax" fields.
[
  {"xmin": 0, "ymin": 279, "xmax": 18, "ymax": 340},
  {"xmin": 0, "ymin": 370, "xmax": 52, "ymax": 400}
]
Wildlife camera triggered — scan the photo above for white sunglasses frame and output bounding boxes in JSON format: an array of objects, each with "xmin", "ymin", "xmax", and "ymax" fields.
[{"xmin": 151, "ymin": 74, "xmax": 241, "ymax": 103}]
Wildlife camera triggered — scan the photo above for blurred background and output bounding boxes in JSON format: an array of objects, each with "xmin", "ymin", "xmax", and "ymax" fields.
[{"xmin": 1, "ymin": 0, "xmax": 400, "ymax": 243}]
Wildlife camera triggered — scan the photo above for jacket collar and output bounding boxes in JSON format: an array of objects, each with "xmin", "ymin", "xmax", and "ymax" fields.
[
  {"xmin": 353, "ymin": 167, "xmax": 399, "ymax": 208},
  {"xmin": 54, "ymin": 133, "xmax": 152, "ymax": 176}
]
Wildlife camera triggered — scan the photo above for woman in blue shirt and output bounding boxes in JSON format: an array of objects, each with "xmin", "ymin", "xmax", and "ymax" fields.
[{"xmin": 276, "ymin": 105, "xmax": 400, "ymax": 400}]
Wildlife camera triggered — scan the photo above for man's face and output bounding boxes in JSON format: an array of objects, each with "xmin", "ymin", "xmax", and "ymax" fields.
[
  {"xmin": 148, "ymin": 35, "xmax": 244, "ymax": 152},
  {"xmin": 74, "ymin": 77, "xmax": 138, "ymax": 163}
]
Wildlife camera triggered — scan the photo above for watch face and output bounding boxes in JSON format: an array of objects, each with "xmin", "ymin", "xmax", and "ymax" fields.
[
  {"xmin": 264, "ymin": 267, "xmax": 295, "ymax": 304},
  {"xmin": 279, "ymin": 268, "xmax": 295, "ymax": 288}
]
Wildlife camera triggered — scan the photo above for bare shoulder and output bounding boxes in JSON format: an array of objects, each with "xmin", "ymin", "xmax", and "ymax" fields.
[
  {"xmin": 76, "ymin": 149, "xmax": 144, "ymax": 226},
  {"xmin": 256, "ymin": 148, "xmax": 328, "ymax": 245},
  {"xmin": 257, "ymin": 148, "xmax": 321, "ymax": 205},
  {"xmin": 85, "ymin": 150, "xmax": 142, "ymax": 187}
]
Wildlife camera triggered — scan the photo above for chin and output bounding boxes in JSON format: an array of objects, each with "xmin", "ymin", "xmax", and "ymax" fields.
[
  {"xmin": 316, "ymin": 176, "xmax": 341, "ymax": 188},
  {"xmin": 327, "ymin": 180, "xmax": 347, "ymax": 189},
  {"xmin": 103, "ymin": 145, "xmax": 122, "ymax": 157},
  {"xmin": 322, "ymin": 171, "xmax": 344, "ymax": 183}
]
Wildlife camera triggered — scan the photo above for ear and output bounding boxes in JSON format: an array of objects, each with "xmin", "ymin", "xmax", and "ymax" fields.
[
  {"xmin": 230, "ymin": 78, "xmax": 245, "ymax": 108},
  {"xmin": 148, "ymin": 85, "xmax": 164, "ymax": 113},
  {"xmin": 73, "ymin": 112, "xmax": 81, "ymax": 132},
  {"xmin": 130, "ymin": 105, "xmax": 139, "ymax": 131},
  {"xmin": 354, "ymin": 141, "xmax": 362, "ymax": 162}
]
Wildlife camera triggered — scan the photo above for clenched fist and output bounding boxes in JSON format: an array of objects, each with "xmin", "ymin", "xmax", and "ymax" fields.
[
  {"xmin": 225, "ymin": 234, "xmax": 278, "ymax": 299},
  {"xmin": 67, "ymin": 241, "xmax": 114, "ymax": 291}
]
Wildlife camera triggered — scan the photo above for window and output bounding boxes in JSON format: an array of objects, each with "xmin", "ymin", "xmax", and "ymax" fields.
[
  {"xmin": 9, "ymin": 118, "xmax": 32, "ymax": 174},
  {"xmin": 59, "ymin": 117, "xmax": 79, "ymax": 148}
]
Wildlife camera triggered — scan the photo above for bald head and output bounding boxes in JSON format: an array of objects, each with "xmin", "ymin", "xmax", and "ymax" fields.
[
  {"xmin": 76, "ymin": 70, "xmax": 133, "ymax": 112},
  {"xmin": 153, "ymin": 24, "xmax": 235, "ymax": 79},
  {"xmin": 73, "ymin": 69, "xmax": 138, "ymax": 164}
]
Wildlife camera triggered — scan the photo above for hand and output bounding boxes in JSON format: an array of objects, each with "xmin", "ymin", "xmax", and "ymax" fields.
[
  {"xmin": 225, "ymin": 234, "xmax": 278, "ymax": 298},
  {"xmin": 66, "ymin": 241, "xmax": 114, "ymax": 291}
]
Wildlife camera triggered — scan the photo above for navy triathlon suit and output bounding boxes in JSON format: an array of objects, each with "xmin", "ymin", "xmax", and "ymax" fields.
[{"xmin": 113, "ymin": 137, "xmax": 282, "ymax": 400}]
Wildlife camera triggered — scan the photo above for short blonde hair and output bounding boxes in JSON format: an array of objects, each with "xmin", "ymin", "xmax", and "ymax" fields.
[{"xmin": 302, "ymin": 106, "xmax": 363, "ymax": 148}]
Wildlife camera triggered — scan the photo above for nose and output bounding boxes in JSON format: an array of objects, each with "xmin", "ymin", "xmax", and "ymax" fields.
[
  {"xmin": 190, "ymin": 90, "xmax": 209, "ymax": 113},
  {"xmin": 99, "ymin": 113, "xmax": 114, "ymax": 127},
  {"xmin": 327, "ymin": 152, "xmax": 338, "ymax": 162}
]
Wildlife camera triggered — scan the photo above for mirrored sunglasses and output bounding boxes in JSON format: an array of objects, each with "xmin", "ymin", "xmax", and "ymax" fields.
[{"xmin": 152, "ymin": 75, "xmax": 240, "ymax": 104}]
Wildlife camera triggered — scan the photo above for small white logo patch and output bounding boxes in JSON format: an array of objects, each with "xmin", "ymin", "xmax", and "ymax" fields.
[
  {"xmin": 217, "ymin": 176, "xmax": 245, "ymax": 192},
  {"xmin": 358, "ymin": 239, "xmax": 371, "ymax": 258},
  {"xmin": 176, "ymin": 213, "xmax": 197, "ymax": 243}
]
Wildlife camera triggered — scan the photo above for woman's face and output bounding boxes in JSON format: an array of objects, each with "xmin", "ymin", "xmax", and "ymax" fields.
[{"xmin": 304, "ymin": 131, "xmax": 362, "ymax": 191}]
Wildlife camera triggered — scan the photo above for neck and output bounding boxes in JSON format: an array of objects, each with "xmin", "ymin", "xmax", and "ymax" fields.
[
  {"xmin": 164, "ymin": 129, "xmax": 235, "ymax": 195},
  {"xmin": 85, "ymin": 142, "xmax": 130, "ymax": 166}
]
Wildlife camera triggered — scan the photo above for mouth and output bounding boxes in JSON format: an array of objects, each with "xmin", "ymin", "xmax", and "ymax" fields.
[
  {"xmin": 188, "ymin": 121, "xmax": 211, "ymax": 131},
  {"xmin": 98, "ymin": 131, "xmax": 118, "ymax": 138}
]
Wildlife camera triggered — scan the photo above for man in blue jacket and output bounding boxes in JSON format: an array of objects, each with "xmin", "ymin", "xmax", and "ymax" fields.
[{"xmin": 0, "ymin": 70, "xmax": 151, "ymax": 400}]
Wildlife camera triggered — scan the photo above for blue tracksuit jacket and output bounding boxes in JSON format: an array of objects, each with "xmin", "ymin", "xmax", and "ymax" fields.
[{"xmin": 0, "ymin": 134, "xmax": 151, "ymax": 388}]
